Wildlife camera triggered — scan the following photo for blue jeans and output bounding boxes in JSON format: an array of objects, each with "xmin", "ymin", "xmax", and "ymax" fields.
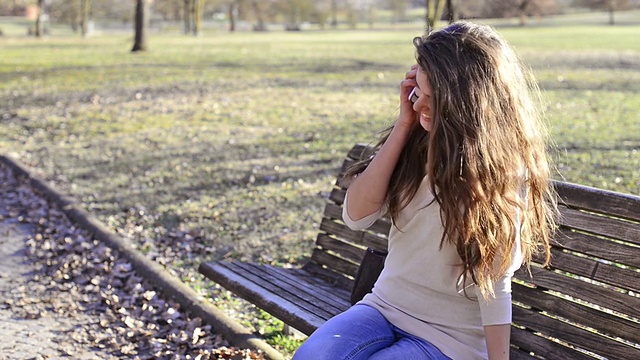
[{"xmin": 293, "ymin": 304, "xmax": 451, "ymax": 360}]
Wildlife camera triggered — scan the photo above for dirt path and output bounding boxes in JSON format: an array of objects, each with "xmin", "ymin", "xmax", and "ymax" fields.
[{"xmin": 0, "ymin": 176, "xmax": 119, "ymax": 359}]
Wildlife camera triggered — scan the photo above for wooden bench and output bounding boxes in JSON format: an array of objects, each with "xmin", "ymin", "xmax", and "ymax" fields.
[{"xmin": 199, "ymin": 144, "xmax": 640, "ymax": 359}]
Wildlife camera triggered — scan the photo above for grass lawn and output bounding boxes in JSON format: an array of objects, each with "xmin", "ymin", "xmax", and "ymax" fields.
[{"xmin": 1, "ymin": 16, "xmax": 639, "ymax": 355}]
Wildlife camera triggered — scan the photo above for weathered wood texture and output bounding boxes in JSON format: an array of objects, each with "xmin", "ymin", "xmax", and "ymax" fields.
[{"xmin": 199, "ymin": 144, "xmax": 640, "ymax": 359}]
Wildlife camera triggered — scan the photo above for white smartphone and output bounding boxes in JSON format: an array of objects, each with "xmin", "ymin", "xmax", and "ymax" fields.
[{"xmin": 408, "ymin": 87, "xmax": 419, "ymax": 104}]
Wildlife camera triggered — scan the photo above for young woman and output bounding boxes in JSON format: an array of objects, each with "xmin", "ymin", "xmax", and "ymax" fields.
[{"xmin": 293, "ymin": 22, "xmax": 557, "ymax": 360}]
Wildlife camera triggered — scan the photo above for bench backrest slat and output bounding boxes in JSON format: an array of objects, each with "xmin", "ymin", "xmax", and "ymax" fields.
[
  {"xmin": 559, "ymin": 206, "xmax": 640, "ymax": 246},
  {"xmin": 305, "ymin": 147, "xmax": 389, "ymax": 285},
  {"xmin": 515, "ymin": 181, "xmax": 640, "ymax": 359},
  {"xmin": 557, "ymin": 227, "xmax": 640, "ymax": 267},
  {"xmin": 512, "ymin": 305, "xmax": 638, "ymax": 359},
  {"xmin": 512, "ymin": 281, "xmax": 640, "ymax": 345},
  {"xmin": 315, "ymin": 234, "xmax": 366, "ymax": 265},
  {"xmin": 515, "ymin": 265, "xmax": 640, "ymax": 321},
  {"xmin": 510, "ymin": 326, "xmax": 595, "ymax": 360},
  {"xmin": 555, "ymin": 180, "xmax": 640, "ymax": 222},
  {"xmin": 539, "ymin": 246, "xmax": 640, "ymax": 293},
  {"xmin": 309, "ymin": 248, "xmax": 359, "ymax": 284}
]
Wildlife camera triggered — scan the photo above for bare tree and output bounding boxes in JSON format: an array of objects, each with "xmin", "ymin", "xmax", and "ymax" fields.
[
  {"xmin": 425, "ymin": 0, "xmax": 446, "ymax": 30},
  {"xmin": 193, "ymin": 0, "xmax": 204, "ymax": 35},
  {"xmin": 488, "ymin": 0, "xmax": 558, "ymax": 26},
  {"xmin": 183, "ymin": 0, "xmax": 191, "ymax": 34},
  {"xmin": 132, "ymin": 0, "xmax": 149, "ymax": 52},
  {"xmin": 35, "ymin": 0, "xmax": 44, "ymax": 37},
  {"xmin": 252, "ymin": 0, "xmax": 267, "ymax": 30},
  {"xmin": 228, "ymin": 0, "xmax": 237, "ymax": 31},
  {"xmin": 445, "ymin": 0, "xmax": 458, "ymax": 22},
  {"xmin": 581, "ymin": 0, "xmax": 631, "ymax": 25},
  {"xmin": 388, "ymin": 0, "xmax": 406, "ymax": 23},
  {"xmin": 80, "ymin": 0, "xmax": 91, "ymax": 37},
  {"xmin": 331, "ymin": 0, "xmax": 338, "ymax": 27}
]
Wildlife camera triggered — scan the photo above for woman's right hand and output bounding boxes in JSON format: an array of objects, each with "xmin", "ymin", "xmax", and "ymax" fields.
[{"xmin": 397, "ymin": 64, "xmax": 419, "ymax": 131}]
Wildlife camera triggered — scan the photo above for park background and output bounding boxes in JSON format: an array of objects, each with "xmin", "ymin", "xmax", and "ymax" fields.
[{"xmin": 1, "ymin": 0, "xmax": 640, "ymax": 356}]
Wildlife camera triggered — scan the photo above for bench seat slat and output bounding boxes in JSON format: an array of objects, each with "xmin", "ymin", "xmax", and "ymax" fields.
[
  {"xmin": 514, "ymin": 266, "xmax": 640, "ymax": 320},
  {"xmin": 199, "ymin": 262, "xmax": 328, "ymax": 335},
  {"xmin": 239, "ymin": 263, "xmax": 351, "ymax": 315},
  {"xmin": 512, "ymin": 305, "xmax": 640, "ymax": 359},
  {"xmin": 216, "ymin": 262, "xmax": 339, "ymax": 321},
  {"xmin": 512, "ymin": 282, "xmax": 640, "ymax": 345},
  {"xmin": 510, "ymin": 326, "xmax": 595, "ymax": 360}
]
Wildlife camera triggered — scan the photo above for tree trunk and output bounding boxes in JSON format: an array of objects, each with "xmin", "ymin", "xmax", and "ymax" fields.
[
  {"xmin": 132, "ymin": 0, "xmax": 148, "ymax": 52},
  {"xmin": 184, "ymin": 0, "xmax": 191, "ymax": 34},
  {"xmin": 367, "ymin": 4, "xmax": 374, "ymax": 29},
  {"xmin": 252, "ymin": 0, "xmax": 266, "ymax": 31},
  {"xmin": 331, "ymin": 0, "xmax": 337, "ymax": 28},
  {"xmin": 518, "ymin": 0, "xmax": 529, "ymax": 26},
  {"xmin": 35, "ymin": 0, "xmax": 44, "ymax": 37},
  {"xmin": 425, "ymin": 0, "xmax": 445, "ymax": 30},
  {"xmin": 445, "ymin": 0, "xmax": 456, "ymax": 23},
  {"xmin": 193, "ymin": 0, "xmax": 203, "ymax": 36},
  {"xmin": 80, "ymin": 0, "xmax": 90, "ymax": 37},
  {"xmin": 608, "ymin": 1, "xmax": 615, "ymax": 25},
  {"xmin": 228, "ymin": 1, "xmax": 236, "ymax": 32}
]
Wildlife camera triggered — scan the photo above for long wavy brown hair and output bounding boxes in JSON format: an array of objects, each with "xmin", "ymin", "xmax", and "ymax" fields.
[{"xmin": 346, "ymin": 22, "xmax": 557, "ymax": 300}]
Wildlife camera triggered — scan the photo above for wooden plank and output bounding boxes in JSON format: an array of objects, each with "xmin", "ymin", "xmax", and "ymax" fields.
[
  {"xmin": 368, "ymin": 218, "xmax": 391, "ymax": 238},
  {"xmin": 326, "ymin": 193, "xmax": 391, "ymax": 236},
  {"xmin": 347, "ymin": 143, "xmax": 372, "ymax": 161},
  {"xmin": 240, "ymin": 263, "xmax": 350, "ymax": 315},
  {"xmin": 319, "ymin": 218, "xmax": 364, "ymax": 245},
  {"xmin": 310, "ymin": 248, "xmax": 360, "ymax": 278},
  {"xmin": 556, "ymin": 227, "xmax": 640, "ymax": 268},
  {"xmin": 558, "ymin": 206, "xmax": 640, "ymax": 246},
  {"xmin": 510, "ymin": 326, "xmax": 595, "ymax": 360},
  {"xmin": 198, "ymin": 262, "xmax": 325, "ymax": 335},
  {"xmin": 361, "ymin": 233, "xmax": 388, "ymax": 253},
  {"xmin": 512, "ymin": 306, "xmax": 640, "ymax": 359},
  {"xmin": 301, "ymin": 262, "xmax": 354, "ymax": 290},
  {"xmin": 330, "ymin": 188, "xmax": 346, "ymax": 205},
  {"xmin": 512, "ymin": 282, "xmax": 640, "ymax": 344},
  {"xmin": 323, "ymin": 203, "xmax": 343, "ymax": 221},
  {"xmin": 543, "ymin": 247, "xmax": 640, "ymax": 294},
  {"xmin": 554, "ymin": 180, "xmax": 640, "ymax": 223},
  {"xmin": 509, "ymin": 348, "xmax": 540, "ymax": 360},
  {"xmin": 284, "ymin": 267, "xmax": 352, "ymax": 300},
  {"xmin": 219, "ymin": 262, "xmax": 337, "ymax": 321},
  {"xmin": 514, "ymin": 266, "xmax": 640, "ymax": 320},
  {"xmin": 316, "ymin": 234, "xmax": 366, "ymax": 264}
]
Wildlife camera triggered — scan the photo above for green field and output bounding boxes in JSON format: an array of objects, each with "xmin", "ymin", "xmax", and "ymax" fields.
[{"xmin": 1, "ymin": 16, "xmax": 639, "ymax": 354}]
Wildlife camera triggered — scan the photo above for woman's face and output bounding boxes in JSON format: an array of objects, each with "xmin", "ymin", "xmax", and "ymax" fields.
[{"xmin": 413, "ymin": 68, "xmax": 433, "ymax": 132}]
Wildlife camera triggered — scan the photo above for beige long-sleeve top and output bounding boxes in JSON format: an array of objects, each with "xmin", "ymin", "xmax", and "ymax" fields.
[{"xmin": 343, "ymin": 175, "xmax": 522, "ymax": 360}]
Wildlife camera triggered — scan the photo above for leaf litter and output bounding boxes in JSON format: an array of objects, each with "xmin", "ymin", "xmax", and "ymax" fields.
[{"xmin": 0, "ymin": 163, "xmax": 264, "ymax": 360}]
